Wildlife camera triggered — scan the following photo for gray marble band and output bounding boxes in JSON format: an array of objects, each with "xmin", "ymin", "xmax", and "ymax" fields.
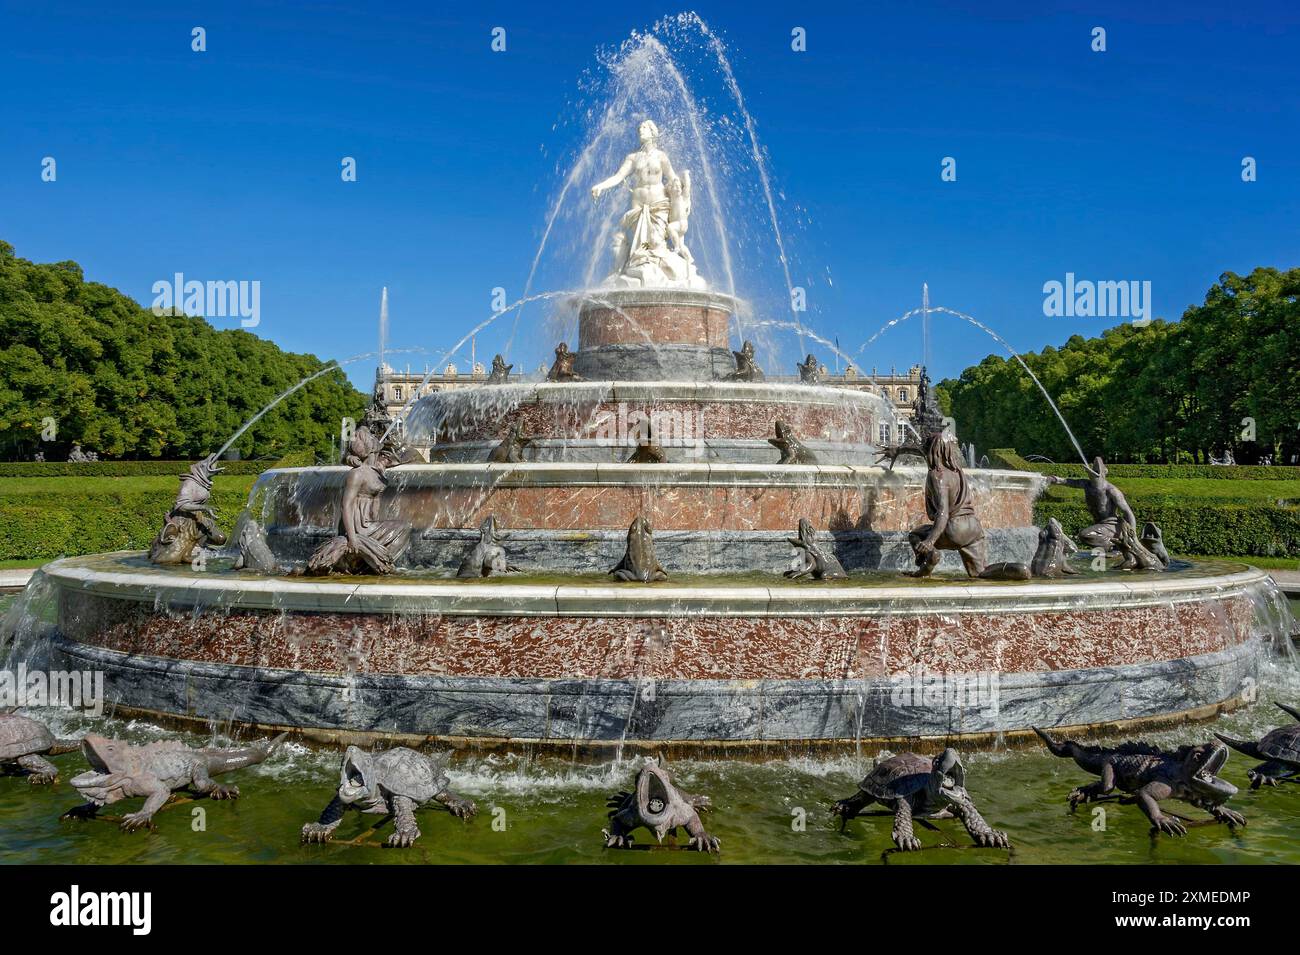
[{"xmin": 52, "ymin": 634, "xmax": 1260, "ymax": 745}]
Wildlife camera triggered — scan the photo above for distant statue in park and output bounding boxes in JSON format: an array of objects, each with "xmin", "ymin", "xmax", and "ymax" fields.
[
  {"xmin": 486, "ymin": 354, "xmax": 512, "ymax": 384},
  {"xmin": 32, "ymin": 451, "xmax": 44, "ymax": 462},
  {"xmin": 591, "ymin": 119, "xmax": 705, "ymax": 290},
  {"xmin": 546, "ymin": 342, "xmax": 583, "ymax": 382},
  {"xmin": 910, "ymin": 368, "xmax": 947, "ymax": 441},
  {"xmin": 306, "ymin": 427, "xmax": 411, "ymax": 576},
  {"xmin": 149, "ymin": 455, "xmax": 228, "ymax": 565},
  {"xmin": 725, "ymin": 340, "xmax": 764, "ymax": 382},
  {"xmin": 1047, "ymin": 457, "xmax": 1137, "ymax": 552},
  {"xmin": 67, "ymin": 443, "xmax": 89, "ymax": 463},
  {"xmin": 906, "ymin": 432, "xmax": 1029, "ymax": 580},
  {"xmin": 797, "ymin": 354, "xmax": 821, "ymax": 384}
]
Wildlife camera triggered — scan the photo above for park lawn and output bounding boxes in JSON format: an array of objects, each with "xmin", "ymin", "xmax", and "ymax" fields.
[{"xmin": 1040, "ymin": 477, "xmax": 1300, "ymax": 504}]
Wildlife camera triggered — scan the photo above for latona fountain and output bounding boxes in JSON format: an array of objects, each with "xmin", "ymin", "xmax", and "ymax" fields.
[{"xmin": 4, "ymin": 24, "xmax": 1294, "ymax": 757}]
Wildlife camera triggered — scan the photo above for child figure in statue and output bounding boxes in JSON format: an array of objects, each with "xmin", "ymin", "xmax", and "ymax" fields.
[
  {"xmin": 666, "ymin": 171, "xmax": 692, "ymax": 264},
  {"xmin": 907, "ymin": 432, "xmax": 1028, "ymax": 580},
  {"xmin": 307, "ymin": 427, "xmax": 411, "ymax": 576}
]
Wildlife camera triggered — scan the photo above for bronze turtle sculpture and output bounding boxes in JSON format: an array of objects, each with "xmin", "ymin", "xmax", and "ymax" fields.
[
  {"xmin": 833, "ymin": 749, "xmax": 1009, "ymax": 852},
  {"xmin": 1216, "ymin": 702, "xmax": 1300, "ymax": 789},
  {"xmin": 0, "ymin": 713, "xmax": 78, "ymax": 785}
]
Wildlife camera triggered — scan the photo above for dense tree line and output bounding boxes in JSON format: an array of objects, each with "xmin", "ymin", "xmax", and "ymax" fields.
[
  {"xmin": 0, "ymin": 241, "xmax": 366, "ymax": 461},
  {"xmin": 938, "ymin": 268, "xmax": 1300, "ymax": 464}
]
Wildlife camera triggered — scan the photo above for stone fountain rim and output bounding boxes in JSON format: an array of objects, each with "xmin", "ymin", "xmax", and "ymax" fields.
[
  {"xmin": 257, "ymin": 462, "xmax": 1045, "ymax": 489},
  {"xmin": 570, "ymin": 287, "xmax": 742, "ymax": 311},
  {"xmin": 39, "ymin": 552, "xmax": 1271, "ymax": 617},
  {"xmin": 415, "ymin": 378, "xmax": 898, "ymax": 406}
]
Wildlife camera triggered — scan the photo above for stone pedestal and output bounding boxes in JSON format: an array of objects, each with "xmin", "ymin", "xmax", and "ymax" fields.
[{"xmin": 572, "ymin": 288, "xmax": 739, "ymax": 381}]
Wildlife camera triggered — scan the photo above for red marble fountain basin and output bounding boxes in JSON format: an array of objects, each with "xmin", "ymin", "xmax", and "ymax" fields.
[
  {"xmin": 412, "ymin": 380, "xmax": 890, "ymax": 449},
  {"xmin": 49, "ymin": 557, "xmax": 1264, "ymax": 679},
  {"xmin": 253, "ymin": 463, "xmax": 1043, "ymax": 534},
  {"xmin": 34, "ymin": 554, "xmax": 1279, "ymax": 749}
]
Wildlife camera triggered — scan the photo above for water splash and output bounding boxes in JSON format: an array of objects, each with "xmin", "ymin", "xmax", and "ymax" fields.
[
  {"xmin": 854, "ymin": 301, "xmax": 1093, "ymax": 471},
  {"xmin": 506, "ymin": 16, "xmax": 815, "ymax": 371},
  {"xmin": 683, "ymin": 12, "xmax": 802, "ymax": 350}
]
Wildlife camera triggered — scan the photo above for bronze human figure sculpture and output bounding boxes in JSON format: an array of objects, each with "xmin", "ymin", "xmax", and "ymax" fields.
[
  {"xmin": 906, "ymin": 433, "xmax": 1028, "ymax": 580},
  {"xmin": 546, "ymin": 342, "xmax": 584, "ymax": 382},
  {"xmin": 1048, "ymin": 457, "xmax": 1136, "ymax": 552},
  {"xmin": 306, "ymin": 427, "xmax": 411, "ymax": 575},
  {"xmin": 149, "ymin": 454, "xmax": 228, "ymax": 565},
  {"xmin": 360, "ymin": 385, "xmax": 422, "ymax": 464},
  {"xmin": 725, "ymin": 340, "xmax": 764, "ymax": 382}
]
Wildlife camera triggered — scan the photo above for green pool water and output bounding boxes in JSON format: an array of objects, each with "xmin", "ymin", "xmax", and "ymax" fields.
[{"xmin": 3, "ymin": 594, "xmax": 1300, "ymax": 865}]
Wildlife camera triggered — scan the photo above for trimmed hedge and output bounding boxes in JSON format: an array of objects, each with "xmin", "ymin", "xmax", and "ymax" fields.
[
  {"xmin": 0, "ymin": 453, "xmax": 323, "ymax": 560},
  {"xmin": 0, "ymin": 483, "xmax": 257, "ymax": 561},
  {"xmin": 0, "ymin": 460, "xmax": 274, "ymax": 478},
  {"xmin": 989, "ymin": 448, "xmax": 1300, "ymax": 481},
  {"xmin": 1035, "ymin": 500, "xmax": 1300, "ymax": 560}
]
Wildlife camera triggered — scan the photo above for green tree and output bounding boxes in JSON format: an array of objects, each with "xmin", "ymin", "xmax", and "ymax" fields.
[
  {"xmin": 938, "ymin": 268, "xmax": 1300, "ymax": 464},
  {"xmin": 0, "ymin": 241, "xmax": 366, "ymax": 460}
]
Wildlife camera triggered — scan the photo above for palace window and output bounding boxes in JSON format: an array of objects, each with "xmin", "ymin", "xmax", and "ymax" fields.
[
  {"xmin": 393, "ymin": 386, "xmax": 403, "ymax": 401},
  {"xmin": 898, "ymin": 388, "xmax": 909, "ymax": 403},
  {"xmin": 878, "ymin": 423, "xmax": 892, "ymax": 445}
]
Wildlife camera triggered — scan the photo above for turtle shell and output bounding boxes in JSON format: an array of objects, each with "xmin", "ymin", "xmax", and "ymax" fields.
[
  {"xmin": 860, "ymin": 752, "xmax": 933, "ymax": 800},
  {"xmin": 373, "ymin": 747, "xmax": 450, "ymax": 804},
  {"xmin": 1256, "ymin": 726, "xmax": 1300, "ymax": 764},
  {"xmin": 0, "ymin": 715, "xmax": 55, "ymax": 761}
]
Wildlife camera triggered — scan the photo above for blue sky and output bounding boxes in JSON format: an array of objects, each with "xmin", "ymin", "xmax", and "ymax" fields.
[{"xmin": 2, "ymin": 1, "xmax": 1297, "ymax": 389}]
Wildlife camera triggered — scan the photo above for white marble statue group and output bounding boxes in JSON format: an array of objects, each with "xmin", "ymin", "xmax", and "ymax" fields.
[{"xmin": 591, "ymin": 120, "xmax": 706, "ymax": 290}]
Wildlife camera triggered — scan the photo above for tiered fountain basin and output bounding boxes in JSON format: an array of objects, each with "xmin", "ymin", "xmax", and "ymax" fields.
[
  {"xmin": 41, "ymin": 553, "xmax": 1272, "ymax": 752},
  {"xmin": 252, "ymin": 463, "xmax": 1043, "ymax": 574},
  {"xmin": 572, "ymin": 288, "xmax": 737, "ymax": 380},
  {"xmin": 414, "ymin": 380, "xmax": 891, "ymax": 464},
  {"xmin": 28, "ymin": 290, "xmax": 1282, "ymax": 754}
]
